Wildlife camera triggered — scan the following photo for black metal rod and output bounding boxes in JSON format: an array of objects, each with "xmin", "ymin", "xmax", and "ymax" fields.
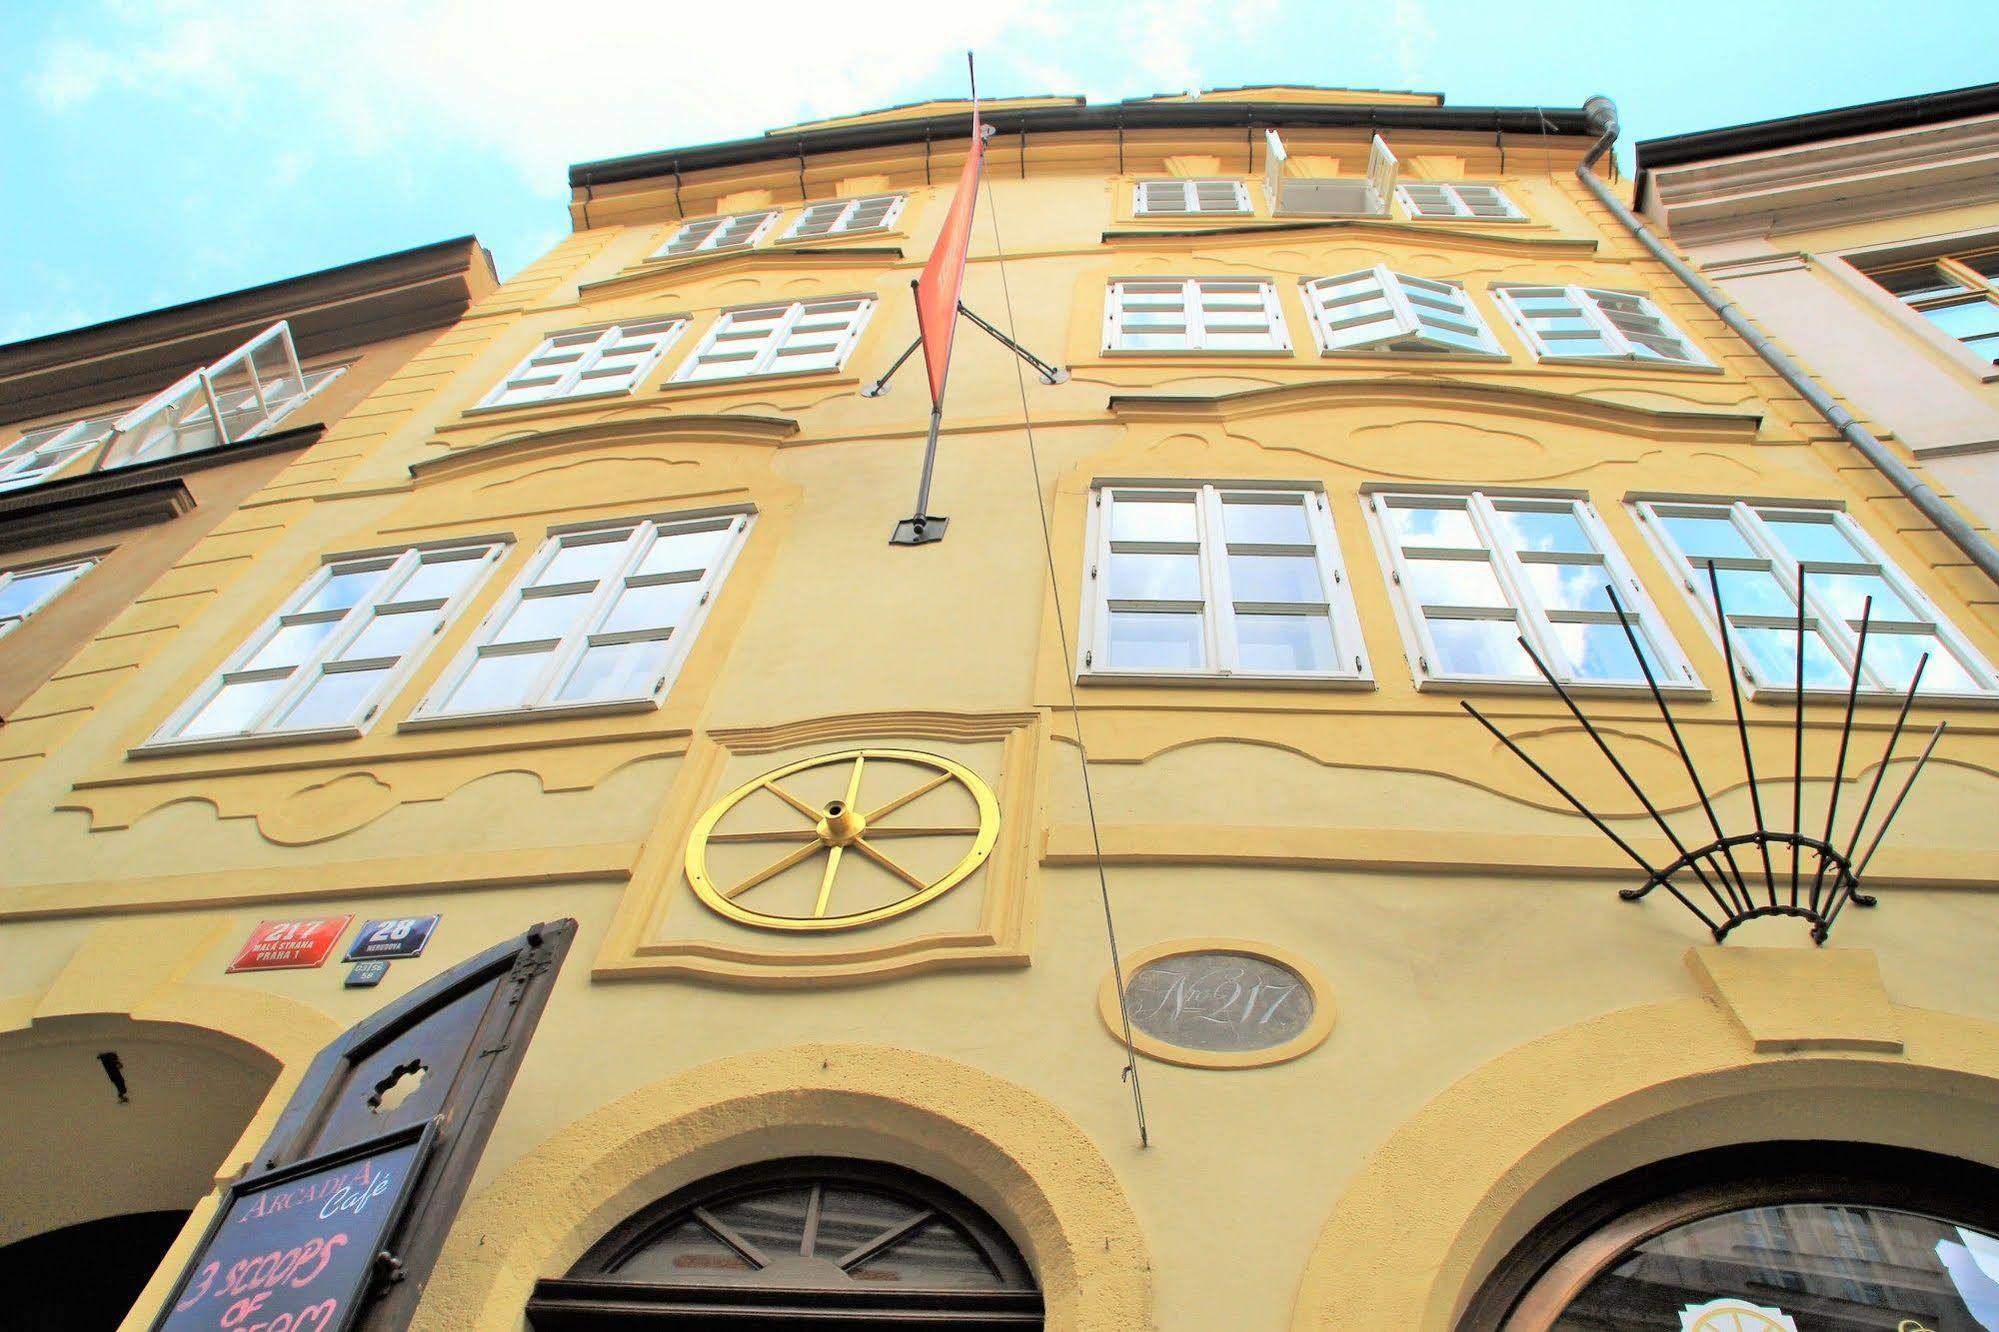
[
  {"xmin": 1812, "ymin": 597, "xmax": 1873, "ymax": 914},
  {"xmin": 863, "ymin": 334, "xmax": 923, "ymax": 397},
  {"xmin": 1601, "ymin": 586, "xmax": 1756, "ymax": 915},
  {"xmin": 1839, "ymin": 652, "xmax": 1929, "ymax": 873},
  {"xmin": 1462, "ymin": 703, "xmax": 1721, "ymax": 934},
  {"xmin": 1705, "ymin": 563, "xmax": 1778, "ymax": 906},
  {"xmin": 958, "ymin": 302, "xmax": 1064, "ymax": 383},
  {"xmin": 1791, "ymin": 569, "xmax": 1808, "ymax": 907},
  {"xmin": 1853, "ymin": 722, "xmax": 1947, "ymax": 880},
  {"xmin": 1512, "ymin": 633, "xmax": 1742, "ymax": 921}
]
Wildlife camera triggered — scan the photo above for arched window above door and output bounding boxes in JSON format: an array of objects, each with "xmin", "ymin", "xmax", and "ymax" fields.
[{"xmin": 526, "ymin": 1157, "xmax": 1042, "ymax": 1329}]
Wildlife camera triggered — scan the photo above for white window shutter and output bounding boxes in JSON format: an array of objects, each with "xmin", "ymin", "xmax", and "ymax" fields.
[
  {"xmin": 1366, "ymin": 135, "xmax": 1398, "ymax": 215},
  {"xmin": 1264, "ymin": 130, "xmax": 1289, "ymax": 214}
]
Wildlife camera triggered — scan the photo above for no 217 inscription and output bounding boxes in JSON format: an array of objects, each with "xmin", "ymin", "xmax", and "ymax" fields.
[{"xmin": 1125, "ymin": 952, "xmax": 1314, "ymax": 1053}]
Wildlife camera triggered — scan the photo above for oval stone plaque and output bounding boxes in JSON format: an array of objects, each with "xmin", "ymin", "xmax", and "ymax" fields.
[{"xmin": 1124, "ymin": 949, "xmax": 1315, "ymax": 1054}]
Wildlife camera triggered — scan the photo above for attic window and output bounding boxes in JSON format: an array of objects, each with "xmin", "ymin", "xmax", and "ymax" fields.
[
  {"xmin": 1304, "ymin": 268, "xmax": 1502, "ymax": 357},
  {"xmin": 781, "ymin": 194, "xmax": 906, "ymax": 241},
  {"xmin": 1398, "ymin": 182, "xmax": 1523, "ymax": 221},
  {"xmin": 1493, "ymin": 285, "xmax": 1709, "ymax": 367},
  {"xmin": 0, "ymin": 415, "xmax": 120, "ymax": 492},
  {"xmin": 654, "ymin": 211, "xmax": 778, "ymax": 258},
  {"xmin": 1134, "ymin": 179, "xmax": 1251, "ymax": 216},
  {"xmin": 1264, "ymin": 131, "xmax": 1397, "ymax": 218}
]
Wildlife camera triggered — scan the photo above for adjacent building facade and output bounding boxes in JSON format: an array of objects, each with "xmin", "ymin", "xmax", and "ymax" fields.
[{"xmin": 6, "ymin": 87, "xmax": 1999, "ymax": 1332}]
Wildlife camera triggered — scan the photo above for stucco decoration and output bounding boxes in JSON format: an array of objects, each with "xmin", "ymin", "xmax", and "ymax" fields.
[
  {"xmin": 1290, "ymin": 976, "xmax": 1999, "ymax": 1330},
  {"xmin": 259, "ymin": 771, "xmax": 399, "ymax": 845},
  {"xmin": 414, "ymin": 1044, "xmax": 1152, "ymax": 1332},
  {"xmin": 596, "ymin": 711, "xmax": 1041, "ymax": 985}
]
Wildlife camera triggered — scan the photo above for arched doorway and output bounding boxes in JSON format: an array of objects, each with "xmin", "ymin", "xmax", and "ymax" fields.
[
  {"xmin": 0, "ymin": 1016, "xmax": 277, "ymax": 1330},
  {"xmin": 1465, "ymin": 1142, "xmax": 1999, "ymax": 1330}
]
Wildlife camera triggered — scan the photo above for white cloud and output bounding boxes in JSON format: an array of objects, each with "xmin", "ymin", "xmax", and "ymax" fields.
[{"xmin": 1389, "ymin": 0, "xmax": 1436, "ymax": 88}]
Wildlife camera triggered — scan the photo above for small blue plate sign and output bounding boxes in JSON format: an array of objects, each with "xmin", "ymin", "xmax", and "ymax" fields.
[
  {"xmin": 345, "ymin": 914, "xmax": 440, "ymax": 962},
  {"xmin": 344, "ymin": 959, "xmax": 391, "ymax": 988}
]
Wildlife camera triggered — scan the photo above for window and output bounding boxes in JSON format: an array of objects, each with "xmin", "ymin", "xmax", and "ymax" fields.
[
  {"xmin": 1493, "ymin": 285, "xmax": 1709, "ymax": 367},
  {"xmin": 780, "ymin": 194, "xmax": 906, "ymax": 241},
  {"xmin": 1397, "ymin": 182, "xmax": 1523, "ymax": 220},
  {"xmin": 418, "ymin": 510, "xmax": 749, "ymax": 719},
  {"xmin": 1863, "ymin": 249, "xmax": 1999, "ymax": 364},
  {"xmin": 1638, "ymin": 499, "xmax": 1997, "ymax": 696},
  {"xmin": 1084, "ymin": 483, "xmax": 1367, "ymax": 682},
  {"xmin": 0, "ymin": 415, "xmax": 120, "ymax": 491},
  {"xmin": 152, "ymin": 542, "xmax": 503, "ymax": 745},
  {"xmin": 0, "ymin": 558, "xmax": 95, "ymax": 639},
  {"xmin": 1303, "ymin": 267, "xmax": 1502, "ymax": 356},
  {"xmin": 479, "ymin": 318, "xmax": 688, "ymax": 410},
  {"xmin": 1264, "ymin": 130, "xmax": 1397, "ymax": 217},
  {"xmin": 1103, "ymin": 279, "xmax": 1291, "ymax": 353},
  {"xmin": 653, "ymin": 210, "xmax": 779, "ymax": 258},
  {"xmin": 1372, "ymin": 490, "xmax": 1693, "ymax": 688},
  {"xmin": 672, "ymin": 298, "xmax": 874, "ymax": 382},
  {"xmin": 526, "ymin": 1159, "xmax": 1041, "ymax": 1328},
  {"xmin": 1134, "ymin": 179, "xmax": 1251, "ymax": 216},
  {"xmin": 101, "ymin": 322, "xmax": 343, "ymax": 468}
]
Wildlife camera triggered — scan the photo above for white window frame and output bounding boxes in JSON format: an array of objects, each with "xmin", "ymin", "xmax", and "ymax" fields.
[
  {"xmin": 411, "ymin": 508, "xmax": 752, "ymax": 723},
  {"xmin": 670, "ymin": 298, "xmax": 875, "ymax": 383},
  {"xmin": 652, "ymin": 210, "xmax": 780, "ymax": 259},
  {"xmin": 0, "ymin": 557, "xmax": 96, "ymax": 639},
  {"xmin": 1634, "ymin": 497, "xmax": 1999, "ymax": 700},
  {"xmin": 147, "ymin": 540, "xmax": 508, "ymax": 749},
  {"xmin": 1103, "ymin": 279, "xmax": 1292, "ymax": 354},
  {"xmin": 1080, "ymin": 480, "xmax": 1370, "ymax": 686},
  {"xmin": 1368, "ymin": 488, "xmax": 1698, "ymax": 692},
  {"xmin": 1492, "ymin": 284, "xmax": 1712, "ymax": 368},
  {"xmin": 476, "ymin": 318, "xmax": 690, "ymax": 411},
  {"xmin": 1302, "ymin": 267, "xmax": 1504, "ymax": 358},
  {"xmin": 100, "ymin": 322, "xmax": 345, "ymax": 469},
  {"xmin": 1396, "ymin": 182, "xmax": 1524, "ymax": 221},
  {"xmin": 1265, "ymin": 130, "xmax": 1397, "ymax": 218},
  {"xmin": 0, "ymin": 415, "xmax": 122, "ymax": 491},
  {"xmin": 1133, "ymin": 179, "xmax": 1252, "ymax": 216},
  {"xmin": 779, "ymin": 194, "xmax": 908, "ymax": 242}
]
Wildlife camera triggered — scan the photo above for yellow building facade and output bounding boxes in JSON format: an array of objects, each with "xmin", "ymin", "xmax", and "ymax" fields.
[{"xmin": 8, "ymin": 88, "xmax": 1999, "ymax": 1332}]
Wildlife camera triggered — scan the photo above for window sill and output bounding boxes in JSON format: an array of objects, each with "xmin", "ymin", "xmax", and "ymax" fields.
[
  {"xmin": 1099, "ymin": 346, "xmax": 1294, "ymax": 358},
  {"xmin": 130, "ymin": 724, "xmax": 365, "ymax": 760},
  {"xmin": 1314, "ymin": 348, "xmax": 1508, "ymax": 364},
  {"xmin": 1528, "ymin": 354, "xmax": 1724, "ymax": 375},
  {"xmin": 1413, "ymin": 676, "xmax": 1712, "ymax": 702},
  {"xmin": 399, "ymin": 696, "xmax": 661, "ymax": 732},
  {"xmin": 658, "ymin": 368, "xmax": 857, "ymax": 395},
  {"xmin": 1745, "ymin": 685, "xmax": 1999, "ymax": 710},
  {"xmin": 461, "ymin": 388, "xmax": 636, "ymax": 420},
  {"xmin": 1077, "ymin": 671, "xmax": 1375, "ymax": 691}
]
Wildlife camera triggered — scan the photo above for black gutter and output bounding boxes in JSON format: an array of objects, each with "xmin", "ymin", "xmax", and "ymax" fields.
[
  {"xmin": 1636, "ymin": 81, "xmax": 1999, "ymax": 172},
  {"xmin": 571, "ymin": 100, "xmax": 1593, "ymax": 190}
]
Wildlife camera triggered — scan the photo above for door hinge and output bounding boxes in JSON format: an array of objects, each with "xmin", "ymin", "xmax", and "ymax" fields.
[
  {"xmin": 1084, "ymin": 650, "xmax": 1094, "ymax": 667},
  {"xmin": 1391, "ymin": 570, "xmax": 1402, "ymax": 584},
  {"xmin": 1418, "ymin": 655, "xmax": 1428, "ymax": 671},
  {"xmin": 1354, "ymin": 655, "xmax": 1363, "ymax": 672}
]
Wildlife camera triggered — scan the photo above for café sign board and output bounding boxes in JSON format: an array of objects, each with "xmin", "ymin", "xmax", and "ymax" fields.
[
  {"xmin": 154, "ymin": 1122, "xmax": 434, "ymax": 1332},
  {"xmin": 229, "ymin": 917, "xmax": 354, "ymax": 973}
]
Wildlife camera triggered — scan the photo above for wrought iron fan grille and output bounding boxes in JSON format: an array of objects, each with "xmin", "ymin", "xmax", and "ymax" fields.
[{"xmin": 1463, "ymin": 566, "xmax": 1946, "ymax": 943}]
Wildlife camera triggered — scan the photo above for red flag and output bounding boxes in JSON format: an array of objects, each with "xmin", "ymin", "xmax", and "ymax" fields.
[{"xmin": 914, "ymin": 110, "xmax": 986, "ymax": 411}]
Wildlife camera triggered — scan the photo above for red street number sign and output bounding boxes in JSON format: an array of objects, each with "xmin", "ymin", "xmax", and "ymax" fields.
[{"xmin": 229, "ymin": 917, "xmax": 354, "ymax": 974}]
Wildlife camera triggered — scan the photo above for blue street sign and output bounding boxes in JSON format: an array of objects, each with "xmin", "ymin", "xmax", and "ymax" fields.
[
  {"xmin": 345, "ymin": 914, "xmax": 440, "ymax": 961},
  {"xmin": 345, "ymin": 959, "xmax": 391, "ymax": 988}
]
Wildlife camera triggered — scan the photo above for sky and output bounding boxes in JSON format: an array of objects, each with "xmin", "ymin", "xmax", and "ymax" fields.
[{"xmin": 3, "ymin": 0, "xmax": 1996, "ymax": 346}]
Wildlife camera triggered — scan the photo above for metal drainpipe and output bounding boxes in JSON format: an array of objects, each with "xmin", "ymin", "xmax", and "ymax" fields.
[{"xmin": 1578, "ymin": 95, "xmax": 1999, "ymax": 588}]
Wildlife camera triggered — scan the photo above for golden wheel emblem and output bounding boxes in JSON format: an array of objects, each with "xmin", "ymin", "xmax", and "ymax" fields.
[{"xmin": 686, "ymin": 748, "xmax": 999, "ymax": 932}]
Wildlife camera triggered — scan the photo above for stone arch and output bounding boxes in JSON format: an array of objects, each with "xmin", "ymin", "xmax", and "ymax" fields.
[
  {"xmin": 415, "ymin": 1043, "xmax": 1152, "ymax": 1331},
  {"xmin": 1291, "ymin": 995, "xmax": 1999, "ymax": 1330}
]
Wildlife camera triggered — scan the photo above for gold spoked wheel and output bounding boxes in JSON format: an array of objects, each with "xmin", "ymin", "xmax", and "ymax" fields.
[{"xmin": 685, "ymin": 748, "xmax": 999, "ymax": 932}]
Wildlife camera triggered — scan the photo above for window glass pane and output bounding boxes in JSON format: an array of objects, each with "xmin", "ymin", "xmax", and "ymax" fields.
[
  {"xmin": 1106, "ymin": 611, "xmax": 1204, "ymax": 669},
  {"xmin": 1110, "ymin": 498, "xmax": 1198, "ymax": 544},
  {"xmin": 180, "ymin": 679, "xmax": 287, "ymax": 738},
  {"xmin": 1550, "ymin": 622, "xmax": 1657, "ymax": 683},
  {"xmin": 609, "ymin": 1220, "xmax": 753, "ymax": 1282},
  {"xmin": 0, "ymin": 568, "xmax": 79, "ymax": 618},
  {"xmin": 338, "ymin": 609, "xmax": 434, "ymax": 662},
  {"xmin": 639, "ymin": 527, "xmax": 732, "ymax": 576},
  {"xmin": 1760, "ymin": 515, "xmax": 1865, "ymax": 566},
  {"xmin": 707, "ymin": 1189, "xmax": 810, "ymax": 1259},
  {"xmin": 1865, "ymin": 633, "xmax": 1978, "ymax": 693},
  {"xmin": 1492, "ymin": 508, "xmax": 1592, "ymax": 554},
  {"xmin": 1734, "ymin": 626, "xmax": 1849, "ymax": 689},
  {"xmin": 1235, "ymin": 614, "xmax": 1335, "ymax": 672},
  {"xmin": 1107, "ymin": 552, "xmax": 1202, "ymax": 601},
  {"xmin": 1708, "ymin": 567, "xmax": 1796, "ymax": 619},
  {"xmin": 395, "ymin": 555, "xmax": 483, "ymax": 605},
  {"xmin": 1520, "ymin": 562, "xmax": 1616, "ymax": 613},
  {"xmin": 854, "ymin": 1219, "xmax": 999, "ymax": 1289},
  {"xmin": 494, "ymin": 591, "xmax": 591, "ymax": 645},
  {"xmin": 811, "ymin": 1188, "xmax": 918, "ymax": 1261},
  {"xmin": 1427, "ymin": 617, "xmax": 1532, "ymax": 676},
  {"xmin": 537, "ymin": 539, "xmax": 627, "ymax": 587},
  {"xmin": 1405, "ymin": 557, "xmax": 1509, "ymax": 608},
  {"xmin": 601, "ymin": 582, "xmax": 699, "ymax": 635},
  {"xmin": 446, "ymin": 651, "xmax": 548, "ymax": 713},
  {"xmin": 1227, "ymin": 553, "xmax": 1323, "ymax": 602},
  {"xmin": 557, "ymin": 639, "xmax": 671, "ymax": 703},
  {"xmin": 243, "ymin": 620, "xmax": 342, "ymax": 672},
  {"xmin": 1387, "ymin": 504, "xmax": 1480, "ymax": 548},
  {"xmin": 1922, "ymin": 300, "xmax": 1999, "ymax": 339},
  {"xmin": 298, "ymin": 567, "xmax": 385, "ymax": 615},
  {"xmin": 1221, "ymin": 499, "xmax": 1312, "ymax": 545},
  {"xmin": 1813, "ymin": 572, "xmax": 1920, "ymax": 625},
  {"xmin": 1659, "ymin": 513, "xmax": 1756, "ymax": 561},
  {"xmin": 278, "ymin": 667, "xmax": 386, "ymax": 730}
]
